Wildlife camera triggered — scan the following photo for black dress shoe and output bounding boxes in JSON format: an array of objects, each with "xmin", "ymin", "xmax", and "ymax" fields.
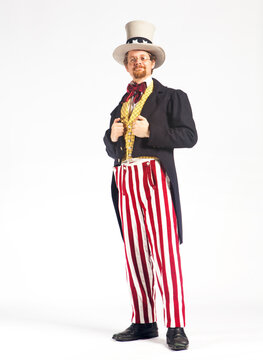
[
  {"xmin": 112, "ymin": 322, "xmax": 158, "ymax": 341},
  {"xmin": 166, "ymin": 327, "xmax": 189, "ymax": 350}
]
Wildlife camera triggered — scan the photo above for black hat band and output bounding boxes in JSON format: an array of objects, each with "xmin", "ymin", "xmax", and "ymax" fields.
[{"xmin": 126, "ymin": 37, "xmax": 152, "ymax": 44}]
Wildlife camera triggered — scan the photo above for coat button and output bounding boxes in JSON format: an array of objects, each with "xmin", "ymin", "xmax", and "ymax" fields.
[{"xmin": 120, "ymin": 146, "xmax": 123, "ymax": 151}]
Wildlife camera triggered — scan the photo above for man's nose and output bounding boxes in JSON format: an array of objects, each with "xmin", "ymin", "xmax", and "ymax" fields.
[{"xmin": 135, "ymin": 58, "xmax": 142, "ymax": 64}]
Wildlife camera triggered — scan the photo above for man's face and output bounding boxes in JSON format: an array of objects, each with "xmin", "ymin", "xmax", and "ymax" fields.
[{"xmin": 125, "ymin": 50, "xmax": 155, "ymax": 82}]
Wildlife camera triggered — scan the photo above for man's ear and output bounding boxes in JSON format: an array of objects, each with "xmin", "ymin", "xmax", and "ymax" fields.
[{"xmin": 151, "ymin": 60, "xmax": 156, "ymax": 70}]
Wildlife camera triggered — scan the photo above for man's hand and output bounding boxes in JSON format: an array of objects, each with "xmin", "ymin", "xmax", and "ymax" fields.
[
  {"xmin": 110, "ymin": 118, "xmax": 124, "ymax": 142},
  {"xmin": 132, "ymin": 115, "xmax": 150, "ymax": 138}
]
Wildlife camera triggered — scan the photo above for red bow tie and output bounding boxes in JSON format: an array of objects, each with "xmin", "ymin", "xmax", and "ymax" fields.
[{"xmin": 122, "ymin": 82, "xmax": 147, "ymax": 104}]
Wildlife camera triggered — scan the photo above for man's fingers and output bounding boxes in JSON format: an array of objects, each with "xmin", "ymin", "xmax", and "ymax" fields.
[
  {"xmin": 112, "ymin": 118, "xmax": 123, "ymax": 130},
  {"xmin": 114, "ymin": 124, "xmax": 124, "ymax": 130}
]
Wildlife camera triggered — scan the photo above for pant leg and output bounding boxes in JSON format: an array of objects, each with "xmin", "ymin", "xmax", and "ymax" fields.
[
  {"xmin": 140, "ymin": 160, "xmax": 186, "ymax": 328},
  {"xmin": 114, "ymin": 164, "xmax": 157, "ymax": 324}
]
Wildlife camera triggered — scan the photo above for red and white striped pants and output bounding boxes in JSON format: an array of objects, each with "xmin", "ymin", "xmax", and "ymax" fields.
[{"xmin": 114, "ymin": 159, "xmax": 185, "ymax": 328}]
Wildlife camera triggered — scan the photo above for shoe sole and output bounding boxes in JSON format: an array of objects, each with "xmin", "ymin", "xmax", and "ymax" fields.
[
  {"xmin": 168, "ymin": 343, "xmax": 189, "ymax": 351},
  {"xmin": 113, "ymin": 333, "xmax": 159, "ymax": 342}
]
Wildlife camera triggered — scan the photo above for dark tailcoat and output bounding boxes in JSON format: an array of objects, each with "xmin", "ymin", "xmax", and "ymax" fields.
[{"xmin": 103, "ymin": 78, "xmax": 198, "ymax": 244}]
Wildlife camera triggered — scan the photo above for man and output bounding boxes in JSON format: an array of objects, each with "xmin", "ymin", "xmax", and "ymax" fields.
[{"xmin": 103, "ymin": 20, "xmax": 197, "ymax": 351}]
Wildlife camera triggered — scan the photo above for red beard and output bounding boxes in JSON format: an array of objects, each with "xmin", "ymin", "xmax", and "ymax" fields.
[{"xmin": 133, "ymin": 66, "xmax": 147, "ymax": 79}]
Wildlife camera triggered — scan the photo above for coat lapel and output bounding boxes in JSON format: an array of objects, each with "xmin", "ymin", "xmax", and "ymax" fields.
[
  {"xmin": 141, "ymin": 78, "xmax": 166, "ymax": 119},
  {"xmin": 113, "ymin": 102, "xmax": 122, "ymax": 119}
]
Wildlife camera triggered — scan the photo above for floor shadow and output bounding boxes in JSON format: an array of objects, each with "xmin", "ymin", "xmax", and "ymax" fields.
[{"xmin": 0, "ymin": 312, "xmax": 114, "ymax": 335}]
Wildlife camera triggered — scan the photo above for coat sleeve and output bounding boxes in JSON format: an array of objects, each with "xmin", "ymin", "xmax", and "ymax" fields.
[
  {"xmin": 103, "ymin": 108, "xmax": 119, "ymax": 159},
  {"xmin": 147, "ymin": 89, "xmax": 198, "ymax": 149}
]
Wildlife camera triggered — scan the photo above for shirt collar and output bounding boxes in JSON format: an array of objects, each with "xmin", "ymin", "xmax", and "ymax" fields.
[{"xmin": 130, "ymin": 76, "xmax": 153, "ymax": 88}]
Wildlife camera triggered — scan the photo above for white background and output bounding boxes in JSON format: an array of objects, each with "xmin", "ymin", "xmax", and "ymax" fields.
[{"xmin": 0, "ymin": 0, "xmax": 262, "ymax": 359}]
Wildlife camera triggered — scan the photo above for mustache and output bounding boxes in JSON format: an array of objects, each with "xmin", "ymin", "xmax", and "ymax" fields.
[{"xmin": 134, "ymin": 66, "xmax": 145, "ymax": 70}]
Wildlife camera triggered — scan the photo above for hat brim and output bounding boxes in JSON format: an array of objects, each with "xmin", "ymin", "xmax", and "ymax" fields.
[{"xmin": 113, "ymin": 43, "xmax": 165, "ymax": 68}]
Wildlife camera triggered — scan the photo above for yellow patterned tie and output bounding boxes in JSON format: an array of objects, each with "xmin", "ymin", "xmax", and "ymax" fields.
[{"xmin": 121, "ymin": 80, "xmax": 154, "ymax": 161}]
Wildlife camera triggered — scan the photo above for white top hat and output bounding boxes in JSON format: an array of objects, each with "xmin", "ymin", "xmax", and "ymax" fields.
[{"xmin": 113, "ymin": 20, "xmax": 165, "ymax": 68}]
